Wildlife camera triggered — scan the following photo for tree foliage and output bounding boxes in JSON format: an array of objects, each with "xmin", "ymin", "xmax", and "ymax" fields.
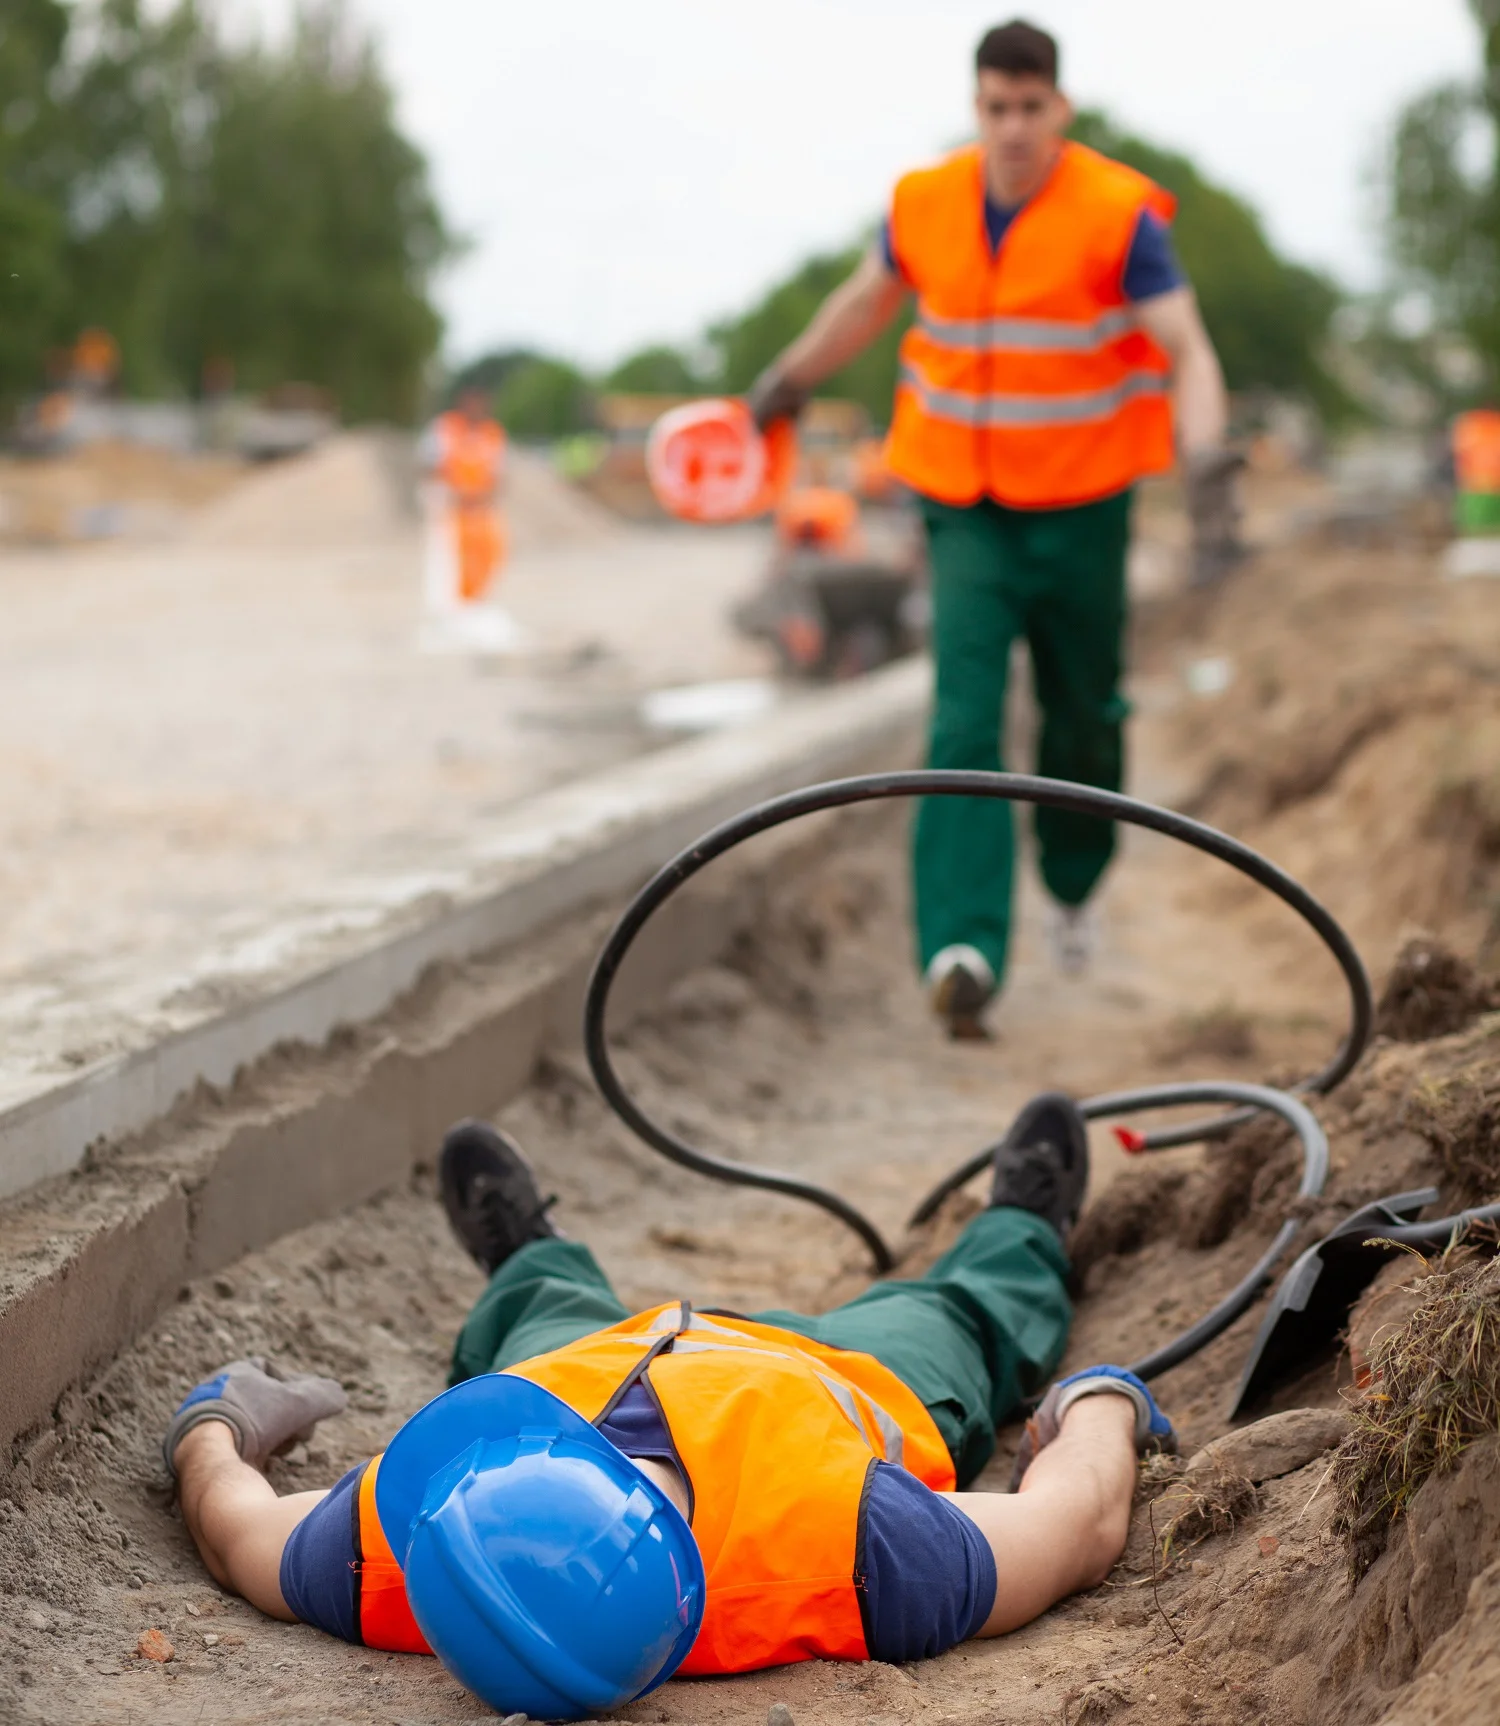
[
  {"xmin": 0, "ymin": 0, "xmax": 453, "ymax": 419},
  {"xmin": 603, "ymin": 344, "xmax": 704, "ymax": 396},
  {"xmin": 495, "ymin": 356, "xmax": 594, "ymax": 440},
  {"xmin": 1069, "ymin": 112, "xmax": 1346, "ymax": 415},
  {"xmin": 708, "ymin": 245, "xmax": 911, "ymax": 423},
  {"xmin": 1385, "ymin": 0, "xmax": 1500, "ymax": 398}
]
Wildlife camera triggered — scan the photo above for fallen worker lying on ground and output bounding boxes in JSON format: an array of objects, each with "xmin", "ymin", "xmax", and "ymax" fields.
[{"xmin": 162, "ymin": 1093, "xmax": 1175, "ymax": 1720}]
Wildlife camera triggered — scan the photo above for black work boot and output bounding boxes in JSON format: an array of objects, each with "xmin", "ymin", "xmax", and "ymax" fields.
[
  {"xmin": 989, "ymin": 1092, "xmax": 1090, "ymax": 1242},
  {"xmin": 440, "ymin": 1121, "xmax": 561, "ymax": 1275}
]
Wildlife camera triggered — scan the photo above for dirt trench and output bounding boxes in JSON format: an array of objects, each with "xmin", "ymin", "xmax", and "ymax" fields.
[{"xmin": 4, "ymin": 525, "xmax": 1500, "ymax": 1724}]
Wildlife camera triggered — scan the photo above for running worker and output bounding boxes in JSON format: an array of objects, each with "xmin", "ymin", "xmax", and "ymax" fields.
[
  {"xmin": 163, "ymin": 1097, "xmax": 1174, "ymax": 1721},
  {"xmin": 748, "ymin": 20, "xmax": 1237, "ymax": 1037}
]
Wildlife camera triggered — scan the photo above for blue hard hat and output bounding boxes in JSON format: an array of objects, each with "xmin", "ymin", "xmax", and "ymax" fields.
[{"xmin": 375, "ymin": 1373, "xmax": 704, "ymax": 1721}]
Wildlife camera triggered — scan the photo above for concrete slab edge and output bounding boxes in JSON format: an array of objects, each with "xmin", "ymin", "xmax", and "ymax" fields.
[
  {"xmin": 0, "ymin": 668, "xmax": 925, "ymax": 1457},
  {"xmin": 2, "ymin": 657, "xmax": 930, "ymax": 1202}
]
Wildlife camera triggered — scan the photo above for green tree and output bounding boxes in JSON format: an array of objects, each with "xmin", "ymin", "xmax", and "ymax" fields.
[
  {"xmin": 495, "ymin": 355, "xmax": 594, "ymax": 439},
  {"xmin": 1070, "ymin": 112, "xmax": 1347, "ymax": 415},
  {"xmin": 0, "ymin": 0, "xmax": 71, "ymax": 400},
  {"xmin": 1385, "ymin": 1, "xmax": 1500, "ymax": 399},
  {"xmin": 1, "ymin": 0, "xmax": 453, "ymax": 419},
  {"xmin": 708, "ymin": 244, "xmax": 911, "ymax": 424},
  {"xmin": 603, "ymin": 344, "xmax": 703, "ymax": 395},
  {"xmin": 178, "ymin": 2, "xmax": 452, "ymax": 420}
]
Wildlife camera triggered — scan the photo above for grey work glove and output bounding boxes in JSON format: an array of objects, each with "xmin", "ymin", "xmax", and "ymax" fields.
[
  {"xmin": 746, "ymin": 365, "xmax": 810, "ymax": 432},
  {"xmin": 1008, "ymin": 1365, "xmax": 1177, "ymax": 1490},
  {"xmin": 1185, "ymin": 446, "xmax": 1249, "ymax": 588},
  {"xmin": 162, "ymin": 1357, "xmax": 347, "ymax": 1476}
]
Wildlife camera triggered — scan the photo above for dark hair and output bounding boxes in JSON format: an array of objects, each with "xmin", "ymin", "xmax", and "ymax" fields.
[{"xmin": 975, "ymin": 20, "xmax": 1059, "ymax": 84}]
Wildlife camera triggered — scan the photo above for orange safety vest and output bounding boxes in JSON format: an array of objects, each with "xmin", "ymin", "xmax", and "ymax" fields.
[
  {"xmin": 776, "ymin": 486, "xmax": 861, "ymax": 553},
  {"xmin": 354, "ymin": 1301, "xmax": 956, "ymax": 1671},
  {"xmin": 433, "ymin": 411, "xmax": 507, "ymax": 600},
  {"xmin": 1453, "ymin": 410, "xmax": 1500, "ymax": 493},
  {"xmin": 885, "ymin": 140, "xmax": 1177, "ymax": 510}
]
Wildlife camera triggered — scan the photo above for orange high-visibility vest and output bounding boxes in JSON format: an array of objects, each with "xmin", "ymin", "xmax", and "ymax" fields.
[
  {"xmin": 776, "ymin": 486, "xmax": 862, "ymax": 553},
  {"xmin": 435, "ymin": 411, "xmax": 505, "ymax": 503},
  {"xmin": 433, "ymin": 411, "xmax": 507, "ymax": 600},
  {"xmin": 1453, "ymin": 410, "xmax": 1500, "ymax": 493},
  {"xmin": 885, "ymin": 141, "xmax": 1178, "ymax": 510},
  {"xmin": 353, "ymin": 1301, "xmax": 955, "ymax": 1671}
]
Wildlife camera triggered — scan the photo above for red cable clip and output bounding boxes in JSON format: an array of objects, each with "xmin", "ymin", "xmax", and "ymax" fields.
[{"xmin": 1112, "ymin": 1126, "xmax": 1148, "ymax": 1155}]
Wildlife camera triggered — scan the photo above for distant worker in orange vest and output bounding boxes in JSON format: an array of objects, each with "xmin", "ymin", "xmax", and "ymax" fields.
[
  {"xmin": 418, "ymin": 388, "xmax": 518, "ymax": 652},
  {"xmin": 775, "ymin": 484, "xmax": 864, "ymax": 556},
  {"xmin": 162, "ymin": 1102, "xmax": 1174, "ymax": 1718},
  {"xmin": 748, "ymin": 20, "xmax": 1237, "ymax": 1037}
]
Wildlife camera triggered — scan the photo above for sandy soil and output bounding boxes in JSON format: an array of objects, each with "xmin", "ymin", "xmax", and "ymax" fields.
[
  {"xmin": 0, "ymin": 436, "xmax": 774, "ymax": 1092},
  {"xmin": 4, "ymin": 505, "xmax": 1500, "ymax": 1724}
]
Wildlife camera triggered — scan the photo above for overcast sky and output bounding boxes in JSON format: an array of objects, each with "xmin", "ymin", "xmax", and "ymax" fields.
[{"xmin": 241, "ymin": 0, "xmax": 1479, "ymax": 368}]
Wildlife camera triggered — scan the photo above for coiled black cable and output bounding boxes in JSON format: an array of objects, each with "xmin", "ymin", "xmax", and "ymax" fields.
[{"xmin": 582, "ymin": 771, "xmax": 1373, "ymax": 1378}]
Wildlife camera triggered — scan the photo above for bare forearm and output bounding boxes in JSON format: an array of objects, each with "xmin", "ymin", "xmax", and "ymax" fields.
[
  {"xmin": 949, "ymin": 1396, "xmax": 1137, "ymax": 1634},
  {"xmin": 1136, "ymin": 286, "xmax": 1228, "ymax": 458},
  {"xmin": 776, "ymin": 251, "xmax": 906, "ymax": 389},
  {"xmin": 1172, "ymin": 332, "xmax": 1228, "ymax": 457},
  {"xmin": 175, "ymin": 1421, "xmax": 324, "ymax": 1620}
]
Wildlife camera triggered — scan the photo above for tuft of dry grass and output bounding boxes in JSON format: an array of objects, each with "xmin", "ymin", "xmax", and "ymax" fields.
[
  {"xmin": 1406, "ymin": 1068, "xmax": 1500, "ymax": 1203},
  {"xmin": 1145, "ymin": 1456, "xmax": 1259, "ymax": 1562},
  {"xmin": 1331, "ymin": 1240, "xmax": 1500, "ymax": 1582}
]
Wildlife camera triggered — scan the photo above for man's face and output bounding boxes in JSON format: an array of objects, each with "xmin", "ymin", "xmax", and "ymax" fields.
[
  {"xmin": 459, "ymin": 389, "xmax": 489, "ymax": 423},
  {"xmin": 974, "ymin": 69, "xmax": 1072, "ymax": 193}
]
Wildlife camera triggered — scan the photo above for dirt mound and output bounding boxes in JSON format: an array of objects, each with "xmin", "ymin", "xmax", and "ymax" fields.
[
  {"xmin": 1377, "ymin": 937, "xmax": 1500, "ymax": 1041},
  {"xmin": 504, "ymin": 446, "xmax": 621, "ymax": 553},
  {"xmin": 181, "ymin": 430, "xmax": 411, "ymax": 548},
  {"xmin": 0, "ymin": 441, "xmax": 243, "ymax": 542},
  {"xmin": 1142, "ymin": 539, "xmax": 1500, "ymax": 974}
]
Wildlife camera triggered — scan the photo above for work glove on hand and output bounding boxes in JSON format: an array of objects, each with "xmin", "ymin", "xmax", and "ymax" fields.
[
  {"xmin": 162, "ymin": 1357, "xmax": 347, "ymax": 1477},
  {"xmin": 746, "ymin": 365, "xmax": 810, "ymax": 432},
  {"xmin": 1009, "ymin": 1364, "xmax": 1176, "ymax": 1489},
  {"xmin": 1185, "ymin": 446, "xmax": 1248, "ymax": 589}
]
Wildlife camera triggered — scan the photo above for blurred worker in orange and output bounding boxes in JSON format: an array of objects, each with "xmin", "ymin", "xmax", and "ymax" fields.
[
  {"xmin": 746, "ymin": 19, "xmax": 1235, "ymax": 1038},
  {"xmin": 775, "ymin": 485, "xmax": 864, "ymax": 557},
  {"xmin": 419, "ymin": 388, "xmax": 520, "ymax": 653},
  {"xmin": 72, "ymin": 327, "xmax": 120, "ymax": 396}
]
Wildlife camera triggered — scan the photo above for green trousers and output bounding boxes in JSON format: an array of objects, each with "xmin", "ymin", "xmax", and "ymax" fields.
[
  {"xmin": 913, "ymin": 489, "xmax": 1132, "ymax": 985},
  {"xmin": 450, "ymin": 1206, "xmax": 1072, "ymax": 1489}
]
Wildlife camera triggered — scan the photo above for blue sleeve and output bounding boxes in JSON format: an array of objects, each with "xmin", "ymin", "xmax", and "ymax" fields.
[
  {"xmin": 855, "ymin": 1462, "xmax": 997, "ymax": 1662},
  {"xmin": 279, "ymin": 1462, "xmax": 365, "ymax": 1643},
  {"xmin": 1121, "ymin": 209, "xmax": 1185, "ymax": 302},
  {"xmin": 879, "ymin": 217, "xmax": 907, "ymax": 284}
]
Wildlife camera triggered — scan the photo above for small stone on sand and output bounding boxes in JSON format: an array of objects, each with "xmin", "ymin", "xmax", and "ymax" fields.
[
  {"xmin": 768, "ymin": 1705, "xmax": 796, "ymax": 1726},
  {"xmin": 137, "ymin": 1628, "xmax": 174, "ymax": 1663}
]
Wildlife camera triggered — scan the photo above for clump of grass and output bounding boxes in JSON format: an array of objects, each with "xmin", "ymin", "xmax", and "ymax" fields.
[
  {"xmin": 1331, "ymin": 1240, "xmax": 1500, "ymax": 1583},
  {"xmin": 1407, "ymin": 1069, "xmax": 1500, "ymax": 1202},
  {"xmin": 1145, "ymin": 1458, "xmax": 1259, "ymax": 1561}
]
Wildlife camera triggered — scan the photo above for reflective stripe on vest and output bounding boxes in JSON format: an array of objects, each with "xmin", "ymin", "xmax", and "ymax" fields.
[
  {"xmin": 885, "ymin": 140, "xmax": 1177, "ymax": 509},
  {"xmin": 512, "ymin": 1301, "xmax": 955, "ymax": 1675},
  {"xmin": 899, "ymin": 363, "xmax": 1168, "ymax": 428}
]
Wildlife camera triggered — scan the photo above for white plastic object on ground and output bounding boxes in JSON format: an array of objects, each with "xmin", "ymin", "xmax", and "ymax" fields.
[{"xmin": 640, "ymin": 678, "xmax": 780, "ymax": 734}]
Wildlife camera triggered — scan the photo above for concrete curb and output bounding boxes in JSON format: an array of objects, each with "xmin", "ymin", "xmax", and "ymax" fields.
[
  {"xmin": 2, "ymin": 657, "xmax": 930, "ymax": 1203},
  {"xmin": 0, "ymin": 659, "xmax": 927, "ymax": 1457}
]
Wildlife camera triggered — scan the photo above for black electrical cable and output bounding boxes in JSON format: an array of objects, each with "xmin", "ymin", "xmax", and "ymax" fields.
[{"xmin": 582, "ymin": 771, "xmax": 1373, "ymax": 1366}]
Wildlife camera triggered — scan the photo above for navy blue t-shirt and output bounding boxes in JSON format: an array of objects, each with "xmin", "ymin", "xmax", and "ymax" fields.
[
  {"xmin": 880, "ymin": 197, "xmax": 1184, "ymax": 301},
  {"xmin": 280, "ymin": 1381, "xmax": 997, "ymax": 1664}
]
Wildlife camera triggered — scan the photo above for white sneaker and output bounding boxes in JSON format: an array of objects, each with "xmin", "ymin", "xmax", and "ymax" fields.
[
  {"xmin": 1046, "ymin": 903, "xmax": 1096, "ymax": 976},
  {"xmin": 925, "ymin": 944, "xmax": 996, "ymax": 1040}
]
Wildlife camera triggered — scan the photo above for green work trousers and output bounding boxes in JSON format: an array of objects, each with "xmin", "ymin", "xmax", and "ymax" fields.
[
  {"xmin": 449, "ymin": 1206, "xmax": 1072, "ymax": 1489},
  {"xmin": 913, "ymin": 489, "xmax": 1132, "ymax": 985}
]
